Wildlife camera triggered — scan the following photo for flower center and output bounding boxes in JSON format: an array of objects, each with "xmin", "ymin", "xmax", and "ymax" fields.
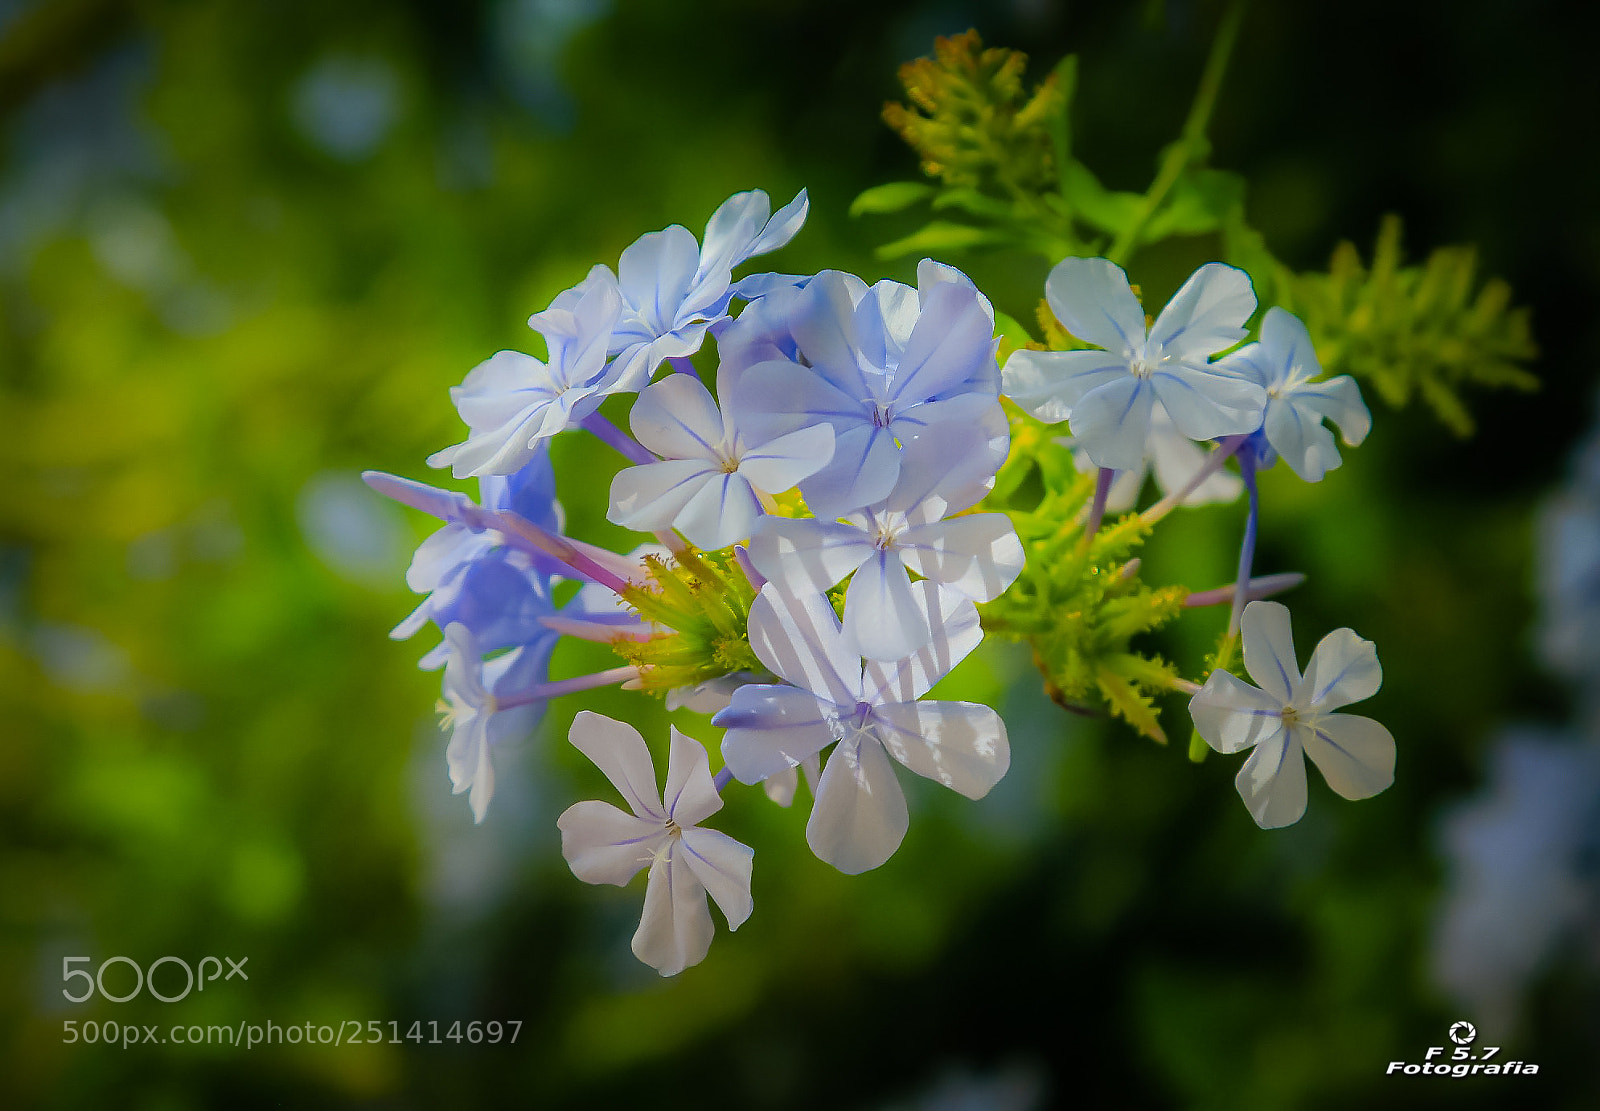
[{"xmin": 870, "ymin": 401, "xmax": 894, "ymax": 428}]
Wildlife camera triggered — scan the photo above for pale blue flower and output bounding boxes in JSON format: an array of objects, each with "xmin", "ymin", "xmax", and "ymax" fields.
[
  {"xmin": 558, "ymin": 711, "xmax": 754, "ymax": 976},
  {"xmin": 428, "ymin": 272, "xmax": 624, "ymax": 478},
  {"xmin": 1215, "ymin": 306, "xmax": 1371, "ymax": 482},
  {"xmin": 607, "ymin": 370, "xmax": 834, "ymax": 550},
  {"xmin": 437, "ymin": 623, "xmax": 556, "ymax": 823},
  {"xmin": 715, "ymin": 583, "xmax": 1009, "ymax": 874},
  {"xmin": 1189, "ymin": 600, "xmax": 1395, "ymax": 828},
  {"xmin": 1003, "ymin": 257, "xmax": 1267, "ymax": 472},
  {"xmin": 748, "ymin": 422, "xmax": 1020, "ymax": 659},
  {"xmin": 603, "ymin": 188, "xmax": 809, "ymax": 390},
  {"xmin": 734, "ymin": 262, "xmax": 1002, "ymax": 517}
]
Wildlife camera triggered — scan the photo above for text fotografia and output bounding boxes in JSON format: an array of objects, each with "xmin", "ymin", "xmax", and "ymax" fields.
[
  {"xmin": 1386, "ymin": 1023, "xmax": 1540, "ymax": 1078},
  {"xmin": 63, "ymin": 956, "xmax": 247, "ymax": 1004},
  {"xmin": 63, "ymin": 1019, "xmax": 522, "ymax": 1049}
]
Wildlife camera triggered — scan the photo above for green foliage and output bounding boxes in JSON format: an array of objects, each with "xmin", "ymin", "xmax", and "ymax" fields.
[
  {"xmin": 612, "ymin": 547, "xmax": 763, "ymax": 694},
  {"xmin": 979, "ymin": 407, "xmax": 1188, "ymax": 742},
  {"xmin": 1280, "ymin": 216, "xmax": 1539, "ymax": 436}
]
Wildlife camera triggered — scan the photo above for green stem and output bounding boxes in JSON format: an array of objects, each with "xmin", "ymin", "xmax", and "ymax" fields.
[{"xmin": 1106, "ymin": 0, "xmax": 1248, "ymax": 265}]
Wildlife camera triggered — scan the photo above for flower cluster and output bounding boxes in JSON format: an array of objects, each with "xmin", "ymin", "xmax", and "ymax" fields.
[{"xmin": 369, "ymin": 189, "xmax": 1397, "ymax": 974}]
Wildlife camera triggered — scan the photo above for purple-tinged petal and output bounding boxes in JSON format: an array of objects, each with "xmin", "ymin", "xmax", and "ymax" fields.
[
  {"xmin": 889, "ymin": 281, "xmax": 997, "ymax": 407},
  {"xmin": 617, "ymin": 225, "xmax": 701, "ymax": 336},
  {"xmin": 862, "ymin": 584, "xmax": 984, "ymax": 703},
  {"xmin": 737, "ymin": 423, "xmax": 835, "ymax": 495},
  {"xmin": 716, "ymin": 683, "xmax": 841, "ymax": 784},
  {"xmin": 1150, "ymin": 364, "xmax": 1264, "ymax": 442},
  {"xmin": 363, "ymin": 471, "xmax": 473, "ymax": 522},
  {"xmin": 675, "ymin": 471, "xmax": 763, "ymax": 549},
  {"xmin": 743, "ymin": 188, "xmax": 808, "ymax": 260},
  {"xmin": 801, "ymin": 422, "xmax": 900, "ymax": 518}
]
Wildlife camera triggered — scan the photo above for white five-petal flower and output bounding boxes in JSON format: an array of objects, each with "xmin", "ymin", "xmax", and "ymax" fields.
[
  {"xmin": 1188, "ymin": 600, "xmax": 1396, "ymax": 828},
  {"xmin": 607, "ymin": 372, "xmax": 835, "ymax": 549},
  {"xmin": 557, "ymin": 711, "xmax": 754, "ymax": 976},
  {"xmin": 715, "ymin": 583, "xmax": 1010, "ymax": 873},
  {"xmin": 1003, "ymin": 257, "xmax": 1267, "ymax": 472},
  {"xmin": 1214, "ymin": 306, "xmax": 1371, "ymax": 482}
]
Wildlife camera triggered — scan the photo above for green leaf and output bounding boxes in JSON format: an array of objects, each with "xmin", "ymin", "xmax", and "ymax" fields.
[
  {"xmin": 930, "ymin": 188, "xmax": 1020, "ymax": 221},
  {"xmin": 1142, "ymin": 168, "xmax": 1245, "ymax": 242},
  {"xmin": 849, "ymin": 182, "xmax": 937, "ymax": 218},
  {"xmin": 1048, "ymin": 54, "xmax": 1078, "ymax": 198},
  {"xmin": 994, "ymin": 310, "xmax": 1036, "ymax": 365},
  {"xmin": 874, "ymin": 220, "xmax": 1014, "ymax": 259},
  {"xmin": 1060, "ymin": 159, "xmax": 1143, "ymax": 237}
]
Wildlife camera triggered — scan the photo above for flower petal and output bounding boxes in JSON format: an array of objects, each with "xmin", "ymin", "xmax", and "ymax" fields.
[
  {"xmin": 1300, "ymin": 714, "xmax": 1396, "ymax": 800},
  {"xmin": 1150, "ymin": 364, "xmax": 1264, "ymax": 442},
  {"xmin": 1235, "ymin": 729, "xmax": 1308, "ymax": 829},
  {"xmin": 1002, "ymin": 348, "xmax": 1129, "ymax": 424},
  {"xmin": 1043, "ymin": 256, "xmax": 1146, "ymax": 356},
  {"xmin": 1145, "ymin": 404, "xmax": 1243, "ymax": 505},
  {"xmin": 898, "ymin": 513, "xmax": 1024, "ymax": 602},
  {"xmin": 679, "ymin": 827, "xmax": 755, "ymax": 930},
  {"xmin": 607, "ymin": 458, "xmax": 716, "ymax": 533},
  {"xmin": 1264, "ymin": 396, "xmax": 1342, "ymax": 483},
  {"xmin": 629, "ymin": 374, "xmax": 726, "ymax": 459},
  {"xmin": 663, "ymin": 727, "xmax": 724, "ymax": 828},
  {"xmin": 807, "ymin": 735, "xmax": 910, "ymax": 874},
  {"xmin": 1241, "ymin": 600, "xmax": 1301, "ymax": 702},
  {"xmin": 737, "ymin": 422, "xmax": 835, "ymax": 495},
  {"xmin": 617, "ymin": 225, "xmax": 701, "ymax": 335},
  {"xmin": 674, "ymin": 471, "xmax": 763, "ymax": 550},
  {"xmin": 716, "ymin": 684, "xmax": 840, "ymax": 783},
  {"xmin": 1189, "ymin": 669, "xmax": 1285, "ymax": 754},
  {"xmin": 874, "ymin": 700, "xmax": 1010, "ymax": 799},
  {"xmin": 801, "ymin": 422, "xmax": 901, "ymax": 518},
  {"xmin": 890, "ymin": 281, "xmax": 997, "ymax": 407},
  {"xmin": 862, "ymin": 583, "xmax": 984, "ymax": 703},
  {"xmin": 632, "ymin": 853, "xmax": 714, "ymax": 976},
  {"xmin": 1148, "ymin": 261, "xmax": 1256, "ymax": 360},
  {"xmin": 557, "ymin": 800, "xmax": 664, "ymax": 886},
  {"xmin": 1069, "ymin": 376, "xmax": 1156, "ymax": 472},
  {"xmin": 1296, "ymin": 626, "xmax": 1382, "ymax": 712},
  {"xmin": 843, "ymin": 550, "xmax": 933, "ymax": 661},
  {"xmin": 568, "ymin": 710, "xmax": 665, "ymax": 820},
  {"xmin": 743, "ymin": 584, "xmax": 861, "ymax": 703},
  {"xmin": 747, "ymin": 516, "xmax": 875, "ymax": 594}
]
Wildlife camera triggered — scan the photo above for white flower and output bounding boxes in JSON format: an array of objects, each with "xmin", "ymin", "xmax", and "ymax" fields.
[
  {"xmin": 1188, "ymin": 600, "xmax": 1396, "ymax": 828},
  {"xmin": 557, "ymin": 711, "xmax": 754, "ymax": 976},
  {"xmin": 1215, "ymin": 306, "xmax": 1371, "ymax": 482},
  {"xmin": 607, "ymin": 372, "xmax": 835, "ymax": 549},
  {"xmin": 436, "ymin": 624, "xmax": 551, "ymax": 823},
  {"xmin": 1003, "ymin": 257, "xmax": 1266, "ymax": 472},
  {"xmin": 1065, "ymin": 403, "xmax": 1243, "ymax": 512}
]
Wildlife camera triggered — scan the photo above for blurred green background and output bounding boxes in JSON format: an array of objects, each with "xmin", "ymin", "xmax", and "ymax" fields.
[{"xmin": 3, "ymin": 0, "xmax": 1598, "ymax": 1107}]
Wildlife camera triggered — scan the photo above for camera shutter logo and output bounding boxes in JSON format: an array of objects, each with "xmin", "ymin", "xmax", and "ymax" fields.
[{"xmin": 1448, "ymin": 1021, "xmax": 1477, "ymax": 1046}]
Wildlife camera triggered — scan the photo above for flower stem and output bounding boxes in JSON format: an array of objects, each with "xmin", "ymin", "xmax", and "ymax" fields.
[
  {"xmin": 1139, "ymin": 434, "xmax": 1246, "ymax": 525},
  {"xmin": 713, "ymin": 767, "xmax": 734, "ymax": 793},
  {"xmin": 580, "ymin": 412, "xmax": 655, "ymax": 466},
  {"xmin": 1081, "ymin": 466, "xmax": 1115, "ymax": 547},
  {"xmin": 1226, "ymin": 447, "xmax": 1260, "ymax": 637},
  {"xmin": 669, "ymin": 355, "xmax": 698, "ymax": 376},
  {"xmin": 1183, "ymin": 571, "xmax": 1303, "ymax": 609},
  {"xmin": 494, "ymin": 512, "xmax": 633, "ymax": 595},
  {"xmin": 1106, "ymin": 0, "xmax": 1248, "ymax": 265},
  {"xmin": 538, "ymin": 615, "xmax": 654, "ymax": 642},
  {"xmin": 498, "ymin": 665, "xmax": 640, "ymax": 709}
]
